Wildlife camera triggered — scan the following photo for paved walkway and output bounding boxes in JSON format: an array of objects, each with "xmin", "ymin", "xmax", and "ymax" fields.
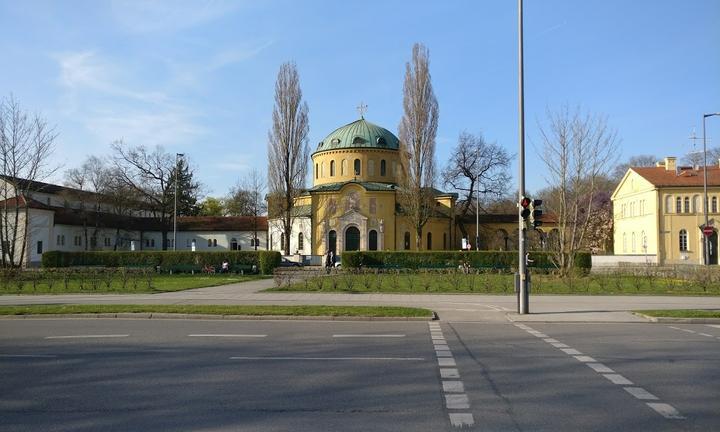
[{"xmin": 2, "ymin": 279, "xmax": 720, "ymax": 322}]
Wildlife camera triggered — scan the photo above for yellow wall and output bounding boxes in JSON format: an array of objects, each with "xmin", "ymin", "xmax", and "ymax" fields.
[
  {"xmin": 612, "ymin": 170, "xmax": 658, "ymax": 256},
  {"xmin": 311, "ymin": 149, "xmax": 400, "ymax": 185}
]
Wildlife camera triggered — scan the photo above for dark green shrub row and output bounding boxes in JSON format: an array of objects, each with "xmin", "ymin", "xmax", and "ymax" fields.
[
  {"xmin": 41, "ymin": 251, "xmax": 281, "ymax": 275},
  {"xmin": 341, "ymin": 251, "xmax": 590, "ymax": 270}
]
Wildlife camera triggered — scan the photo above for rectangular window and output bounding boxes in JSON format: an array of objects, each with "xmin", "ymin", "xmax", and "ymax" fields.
[
  {"xmin": 104, "ymin": 237, "xmax": 111, "ymax": 247},
  {"xmin": 57, "ymin": 235, "xmax": 61, "ymax": 246},
  {"xmin": 186, "ymin": 238, "xmax": 191, "ymax": 247},
  {"xmin": 151, "ymin": 239, "xmax": 155, "ymax": 247},
  {"xmin": 37, "ymin": 241, "xmax": 43, "ymax": 254}
]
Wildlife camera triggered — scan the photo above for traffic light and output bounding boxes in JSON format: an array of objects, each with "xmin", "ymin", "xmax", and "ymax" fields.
[
  {"xmin": 520, "ymin": 196, "xmax": 531, "ymax": 220},
  {"xmin": 529, "ymin": 199, "xmax": 543, "ymax": 228}
]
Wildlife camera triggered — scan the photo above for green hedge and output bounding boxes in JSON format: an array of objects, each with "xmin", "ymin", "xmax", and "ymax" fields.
[
  {"xmin": 41, "ymin": 250, "xmax": 281, "ymax": 275},
  {"xmin": 341, "ymin": 251, "xmax": 590, "ymax": 270}
]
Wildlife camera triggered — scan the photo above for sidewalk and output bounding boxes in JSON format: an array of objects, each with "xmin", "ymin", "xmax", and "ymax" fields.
[{"xmin": 2, "ymin": 279, "xmax": 720, "ymax": 322}]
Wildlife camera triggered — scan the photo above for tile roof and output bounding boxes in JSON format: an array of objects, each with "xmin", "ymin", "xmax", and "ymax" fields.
[{"xmin": 632, "ymin": 166, "xmax": 720, "ymax": 187}]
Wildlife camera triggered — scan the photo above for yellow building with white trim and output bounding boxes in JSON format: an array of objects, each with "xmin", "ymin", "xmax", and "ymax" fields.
[{"xmin": 612, "ymin": 157, "xmax": 720, "ymax": 265}]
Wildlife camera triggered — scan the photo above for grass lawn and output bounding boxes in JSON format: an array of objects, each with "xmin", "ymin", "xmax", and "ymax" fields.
[
  {"xmin": 0, "ymin": 304, "xmax": 431, "ymax": 318},
  {"xmin": 0, "ymin": 274, "xmax": 269, "ymax": 295},
  {"xmin": 267, "ymin": 272, "xmax": 720, "ymax": 296},
  {"xmin": 634, "ymin": 309, "xmax": 720, "ymax": 319}
]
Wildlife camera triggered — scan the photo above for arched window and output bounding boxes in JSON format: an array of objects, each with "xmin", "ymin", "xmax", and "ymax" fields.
[
  {"xmin": 341, "ymin": 159, "xmax": 347, "ymax": 176},
  {"xmin": 713, "ymin": 197, "xmax": 718, "ymax": 213},
  {"xmin": 684, "ymin": 197, "xmax": 690, "ymax": 213},
  {"xmin": 369, "ymin": 230, "xmax": 378, "ymax": 251},
  {"xmin": 631, "ymin": 232, "xmax": 636, "ymax": 252},
  {"xmin": 380, "ymin": 160, "xmax": 386, "ymax": 176},
  {"xmin": 315, "ymin": 163, "xmax": 318, "ymax": 179},
  {"xmin": 207, "ymin": 239, "xmax": 212, "ymax": 247},
  {"xmin": 623, "ymin": 233, "xmax": 627, "ymax": 253},
  {"xmin": 676, "ymin": 197, "xmax": 682, "ymax": 213},
  {"xmin": 328, "ymin": 230, "xmax": 337, "ymax": 254},
  {"xmin": 443, "ymin": 232, "xmax": 447, "ymax": 249},
  {"xmin": 330, "ymin": 160, "xmax": 335, "ymax": 176},
  {"xmin": 404, "ymin": 232, "xmax": 411, "ymax": 250},
  {"xmin": 679, "ymin": 229, "xmax": 688, "ymax": 252},
  {"xmin": 427, "ymin": 232, "xmax": 432, "ymax": 250},
  {"xmin": 665, "ymin": 195, "xmax": 672, "ymax": 213},
  {"xmin": 354, "ymin": 159, "xmax": 361, "ymax": 176},
  {"xmin": 368, "ymin": 160, "xmax": 375, "ymax": 176},
  {"xmin": 213, "ymin": 239, "xmax": 217, "ymax": 247},
  {"xmin": 298, "ymin": 232, "xmax": 304, "ymax": 251},
  {"xmin": 693, "ymin": 195, "xmax": 700, "ymax": 213}
]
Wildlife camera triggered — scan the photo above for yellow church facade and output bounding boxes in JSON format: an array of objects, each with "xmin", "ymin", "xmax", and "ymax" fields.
[
  {"xmin": 268, "ymin": 118, "xmax": 457, "ymax": 256},
  {"xmin": 612, "ymin": 156, "xmax": 720, "ymax": 265}
]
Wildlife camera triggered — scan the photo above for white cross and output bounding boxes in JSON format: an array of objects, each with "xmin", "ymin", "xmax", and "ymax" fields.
[{"xmin": 357, "ymin": 102, "xmax": 368, "ymax": 118}]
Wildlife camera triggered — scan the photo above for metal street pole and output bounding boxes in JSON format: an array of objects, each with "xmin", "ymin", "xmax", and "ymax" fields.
[
  {"xmin": 174, "ymin": 153, "xmax": 184, "ymax": 251},
  {"xmin": 703, "ymin": 113, "xmax": 720, "ymax": 265},
  {"xmin": 517, "ymin": 0, "xmax": 529, "ymax": 314},
  {"xmin": 476, "ymin": 145, "xmax": 480, "ymax": 251}
]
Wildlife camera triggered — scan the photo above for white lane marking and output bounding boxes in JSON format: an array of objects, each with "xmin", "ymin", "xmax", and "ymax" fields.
[
  {"xmin": 680, "ymin": 329, "xmax": 695, "ymax": 333},
  {"xmin": 646, "ymin": 403, "xmax": 685, "ymax": 419},
  {"xmin": 436, "ymin": 350, "xmax": 453, "ymax": 358},
  {"xmin": 698, "ymin": 333, "xmax": 713, "ymax": 337},
  {"xmin": 431, "ymin": 335, "xmax": 445, "ymax": 340},
  {"xmin": 440, "ymin": 368, "xmax": 460, "ymax": 379},
  {"xmin": 188, "ymin": 334, "xmax": 267, "ymax": 338},
  {"xmin": 333, "ymin": 334, "xmax": 405, "ymax": 338},
  {"xmin": 587, "ymin": 363, "xmax": 614, "ymax": 373},
  {"xmin": 442, "ymin": 381, "xmax": 465, "ymax": 393},
  {"xmin": 445, "ymin": 394, "xmax": 470, "ymax": 409},
  {"xmin": 433, "ymin": 343, "xmax": 449, "ymax": 348},
  {"xmin": 543, "ymin": 338, "xmax": 559, "ymax": 343},
  {"xmin": 561, "ymin": 348, "xmax": 582, "ymax": 355},
  {"xmin": 438, "ymin": 357, "xmax": 456, "ymax": 367},
  {"xmin": 45, "ymin": 334, "xmax": 129, "ymax": 339},
  {"xmin": 229, "ymin": 356, "xmax": 424, "ymax": 361},
  {"xmin": 551, "ymin": 342, "xmax": 569, "ymax": 348},
  {"xmin": 454, "ymin": 308, "xmax": 477, "ymax": 312},
  {"xmin": 0, "ymin": 354, "xmax": 57, "ymax": 358},
  {"xmin": 574, "ymin": 355, "xmax": 597, "ymax": 363},
  {"xmin": 667, "ymin": 326, "xmax": 681, "ymax": 330},
  {"xmin": 448, "ymin": 413, "xmax": 475, "ymax": 427},
  {"xmin": 707, "ymin": 324, "xmax": 720, "ymax": 329},
  {"xmin": 624, "ymin": 387, "xmax": 659, "ymax": 400},
  {"xmin": 603, "ymin": 374, "xmax": 633, "ymax": 385}
]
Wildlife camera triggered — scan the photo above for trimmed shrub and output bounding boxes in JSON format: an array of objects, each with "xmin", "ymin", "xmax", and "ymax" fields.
[
  {"xmin": 41, "ymin": 250, "xmax": 282, "ymax": 275},
  {"xmin": 341, "ymin": 251, "xmax": 591, "ymax": 271}
]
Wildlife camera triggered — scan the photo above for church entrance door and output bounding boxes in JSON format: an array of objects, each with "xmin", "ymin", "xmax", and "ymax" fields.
[
  {"xmin": 328, "ymin": 230, "xmax": 337, "ymax": 254},
  {"xmin": 345, "ymin": 226, "xmax": 360, "ymax": 251}
]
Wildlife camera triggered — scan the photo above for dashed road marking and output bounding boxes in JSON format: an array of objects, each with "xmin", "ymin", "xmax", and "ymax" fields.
[
  {"xmin": 438, "ymin": 357, "xmax": 456, "ymax": 367},
  {"xmin": 698, "ymin": 333, "xmax": 713, "ymax": 337},
  {"xmin": 442, "ymin": 381, "xmax": 465, "ymax": 393},
  {"xmin": 45, "ymin": 334, "xmax": 129, "ymax": 339},
  {"xmin": 624, "ymin": 387, "xmax": 659, "ymax": 400},
  {"xmin": 429, "ymin": 323, "xmax": 474, "ymax": 428},
  {"xmin": 445, "ymin": 394, "xmax": 470, "ymax": 409},
  {"xmin": 0, "ymin": 354, "xmax": 57, "ymax": 358},
  {"xmin": 706, "ymin": 324, "xmax": 720, "ymax": 329},
  {"xmin": 647, "ymin": 403, "xmax": 685, "ymax": 419},
  {"xmin": 440, "ymin": 368, "xmax": 460, "ymax": 379},
  {"xmin": 189, "ymin": 334, "xmax": 266, "ymax": 338},
  {"xmin": 449, "ymin": 413, "xmax": 475, "ymax": 427},
  {"xmin": 332, "ymin": 334, "xmax": 405, "ymax": 338},
  {"xmin": 515, "ymin": 323, "xmax": 684, "ymax": 421}
]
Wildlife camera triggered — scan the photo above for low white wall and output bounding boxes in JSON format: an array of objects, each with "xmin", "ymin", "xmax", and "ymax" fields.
[{"xmin": 591, "ymin": 255, "xmax": 658, "ymax": 267}]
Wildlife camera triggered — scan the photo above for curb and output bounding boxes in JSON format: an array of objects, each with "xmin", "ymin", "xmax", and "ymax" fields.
[
  {"xmin": 0, "ymin": 313, "xmax": 434, "ymax": 322},
  {"xmin": 632, "ymin": 312, "xmax": 720, "ymax": 324}
]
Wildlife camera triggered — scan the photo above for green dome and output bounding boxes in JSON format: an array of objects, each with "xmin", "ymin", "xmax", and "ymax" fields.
[{"xmin": 315, "ymin": 118, "xmax": 400, "ymax": 153}]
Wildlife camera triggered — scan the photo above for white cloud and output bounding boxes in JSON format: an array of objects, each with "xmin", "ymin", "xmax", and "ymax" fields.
[{"xmin": 110, "ymin": 0, "xmax": 243, "ymax": 34}]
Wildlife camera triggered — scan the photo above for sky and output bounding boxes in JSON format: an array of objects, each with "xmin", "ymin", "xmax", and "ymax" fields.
[{"xmin": 1, "ymin": 0, "xmax": 719, "ymax": 198}]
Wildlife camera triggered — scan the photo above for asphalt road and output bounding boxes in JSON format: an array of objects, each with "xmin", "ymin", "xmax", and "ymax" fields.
[{"xmin": 1, "ymin": 319, "xmax": 718, "ymax": 431}]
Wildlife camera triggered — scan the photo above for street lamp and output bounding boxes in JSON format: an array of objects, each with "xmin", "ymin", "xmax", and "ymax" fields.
[
  {"xmin": 173, "ymin": 153, "xmax": 185, "ymax": 251},
  {"xmin": 703, "ymin": 113, "xmax": 720, "ymax": 265},
  {"xmin": 476, "ymin": 144, "xmax": 480, "ymax": 251}
]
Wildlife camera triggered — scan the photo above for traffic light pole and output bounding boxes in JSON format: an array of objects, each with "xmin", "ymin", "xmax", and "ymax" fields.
[{"xmin": 517, "ymin": 0, "xmax": 529, "ymax": 314}]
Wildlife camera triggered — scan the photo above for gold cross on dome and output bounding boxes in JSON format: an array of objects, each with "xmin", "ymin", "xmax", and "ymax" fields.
[{"xmin": 357, "ymin": 102, "xmax": 368, "ymax": 118}]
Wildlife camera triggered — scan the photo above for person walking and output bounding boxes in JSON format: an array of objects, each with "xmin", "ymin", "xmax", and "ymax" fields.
[{"xmin": 325, "ymin": 250, "xmax": 332, "ymax": 274}]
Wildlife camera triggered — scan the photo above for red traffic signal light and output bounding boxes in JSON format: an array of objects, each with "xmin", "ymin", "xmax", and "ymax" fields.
[{"xmin": 520, "ymin": 197, "xmax": 531, "ymax": 208}]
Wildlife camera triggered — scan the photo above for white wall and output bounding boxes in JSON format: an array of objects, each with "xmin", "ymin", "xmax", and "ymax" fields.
[{"xmin": 268, "ymin": 217, "xmax": 311, "ymax": 254}]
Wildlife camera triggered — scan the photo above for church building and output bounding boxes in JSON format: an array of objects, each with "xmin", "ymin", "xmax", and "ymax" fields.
[{"xmin": 268, "ymin": 116, "xmax": 457, "ymax": 255}]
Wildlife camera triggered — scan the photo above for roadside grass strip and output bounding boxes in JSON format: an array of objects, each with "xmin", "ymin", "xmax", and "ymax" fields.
[
  {"xmin": 428, "ymin": 322, "xmax": 475, "ymax": 428},
  {"xmin": 514, "ymin": 323, "xmax": 685, "ymax": 420},
  {"xmin": 0, "ymin": 304, "xmax": 432, "ymax": 318},
  {"xmin": 634, "ymin": 309, "xmax": 720, "ymax": 319}
]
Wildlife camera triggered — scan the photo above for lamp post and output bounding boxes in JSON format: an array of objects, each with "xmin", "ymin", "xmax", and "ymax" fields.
[
  {"xmin": 517, "ymin": 0, "xmax": 529, "ymax": 314},
  {"xmin": 174, "ymin": 153, "xmax": 184, "ymax": 251},
  {"xmin": 703, "ymin": 113, "xmax": 720, "ymax": 265},
  {"xmin": 476, "ymin": 145, "xmax": 480, "ymax": 251}
]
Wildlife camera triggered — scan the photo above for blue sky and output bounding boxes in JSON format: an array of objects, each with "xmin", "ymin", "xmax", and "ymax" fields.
[{"xmin": 1, "ymin": 0, "xmax": 719, "ymax": 197}]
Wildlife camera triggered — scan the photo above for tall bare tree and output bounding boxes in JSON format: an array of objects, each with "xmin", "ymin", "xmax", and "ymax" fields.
[
  {"xmin": 538, "ymin": 105, "xmax": 619, "ymax": 274},
  {"xmin": 110, "ymin": 141, "xmax": 201, "ymax": 250},
  {"xmin": 442, "ymin": 131, "xmax": 511, "ymax": 238},
  {"xmin": 0, "ymin": 95, "xmax": 57, "ymax": 267},
  {"xmin": 397, "ymin": 43, "xmax": 439, "ymax": 250},
  {"xmin": 64, "ymin": 156, "xmax": 110, "ymax": 250},
  {"xmin": 267, "ymin": 62, "xmax": 309, "ymax": 255},
  {"xmin": 612, "ymin": 154, "xmax": 657, "ymax": 181}
]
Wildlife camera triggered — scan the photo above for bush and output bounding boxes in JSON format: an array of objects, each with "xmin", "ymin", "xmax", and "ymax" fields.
[
  {"xmin": 42, "ymin": 250, "xmax": 282, "ymax": 275},
  {"xmin": 340, "ymin": 251, "xmax": 591, "ymax": 271}
]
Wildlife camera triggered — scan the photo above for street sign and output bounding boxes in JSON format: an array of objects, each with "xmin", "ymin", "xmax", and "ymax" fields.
[{"xmin": 703, "ymin": 226, "xmax": 714, "ymax": 237}]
